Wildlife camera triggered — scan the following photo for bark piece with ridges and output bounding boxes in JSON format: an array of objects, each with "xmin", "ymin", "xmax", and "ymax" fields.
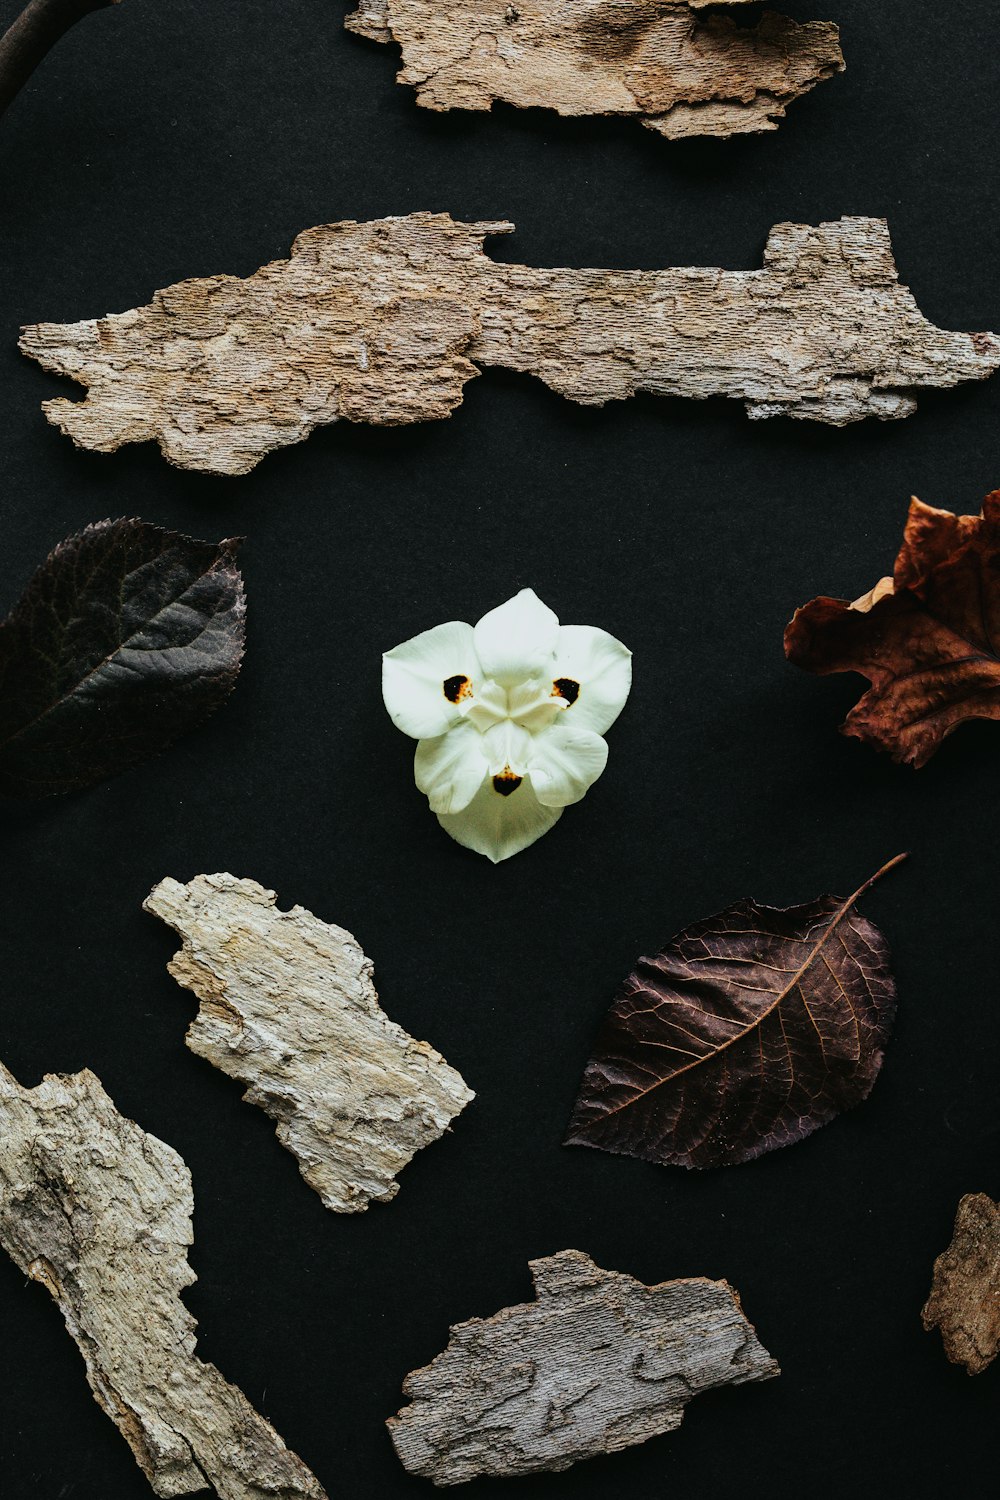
[
  {"xmin": 19, "ymin": 214, "xmax": 1000, "ymax": 475},
  {"xmin": 388, "ymin": 1249, "xmax": 778, "ymax": 1484},
  {"xmin": 0, "ymin": 1059, "xmax": 326, "ymax": 1499},
  {"xmin": 922, "ymin": 1193, "xmax": 1000, "ymax": 1375},
  {"xmin": 344, "ymin": 0, "xmax": 844, "ymax": 141},
  {"xmin": 144, "ymin": 873, "xmax": 474, "ymax": 1213}
]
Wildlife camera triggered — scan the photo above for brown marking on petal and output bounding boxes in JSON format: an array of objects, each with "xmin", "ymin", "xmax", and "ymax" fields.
[
  {"xmin": 492, "ymin": 769, "xmax": 523, "ymax": 797},
  {"xmin": 443, "ymin": 674, "xmax": 472, "ymax": 703},
  {"xmin": 553, "ymin": 677, "xmax": 580, "ymax": 705}
]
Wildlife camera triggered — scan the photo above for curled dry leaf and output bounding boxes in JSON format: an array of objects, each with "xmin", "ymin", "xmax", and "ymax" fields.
[
  {"xmin": 566, "ymin": 857, "xmax": 904, "ymax": 1170},
  {"xmin": 388, "ymin": 1249, "xmax": 778, "ymax": 1484},
  {"xmin": 922, "ymin": 1193, "xmax": 1000, "ymax": 1375},
  {"xmin": 786, "ymin": 492, "xmax": 1000, "ymax": 767},
  {"xmin": 346, "ymin": 0, "xmax": 843, "ymax": 141},
  {"xmin": 0, "ymin": 1059, "xmax": 326, "ymax": 1499},
  {"xmin": 0, "ymin": 517, "xmax": 245, "ymax": 797},
  {"xmin": 19, "ymin": 215, "xmax": 1000, "ymax": 475},
  {"xmin": 144, "ymin": 873, "xmax": 474, "ymax": 1213}
]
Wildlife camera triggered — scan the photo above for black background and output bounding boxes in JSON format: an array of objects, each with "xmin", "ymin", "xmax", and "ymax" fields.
[{"xmin": 0, "ymin": 2, "xmax": 997, "ymax": 1496}]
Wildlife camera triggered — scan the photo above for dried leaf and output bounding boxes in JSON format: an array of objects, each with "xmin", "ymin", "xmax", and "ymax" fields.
[
  {"xmin": 922, "ymin": 1193, "xmax": 1000, "ymax": 1375},
  {"xmin": 19, "ymin": 214, "xmax": 999, "ymax": 475},
  {"xmin": 345, "ymin": 0, "xmax": 844, "ymax": 141},
  {"xmin": 144, "ymin": 874, "xmax": 474, "ymax": 1213},
  {"xmin": 388, "ymin": 1249, "xmax": 778, "ymax": 1484},
  {"xmin": 786, "ymin": 492, "xmax": 1000, "ymax": 768},
  {"xmin": 0, "ymin": 517, "xmax": 245, "ymax": 796},
  {"xmin": 0, "ymin": 1059, "xmax": 326, "ymax": 1499},
  {"xmin": 565, "ymin": 857, "xmax": 904, "ymax": 1170}
]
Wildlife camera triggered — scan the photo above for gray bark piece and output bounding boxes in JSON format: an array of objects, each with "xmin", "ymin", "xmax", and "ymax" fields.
[
  {"xmin": 144, "ymin": 874, "xmax": 474, "ymax": 1214},
  {"xmin": 20, "ymin": 213, "xmax": 1000, "ymax": 475},
  {"xmin": 388, "ymin": 1248, "xmax": 779, "ymax": 1484},
  {"xmin": 0, "ymin": 1059, "xmax": 327, "ymax": 1500},
  {"xmin": 344, "ymin": 0, "xmax": 844, "ymax": 141}
]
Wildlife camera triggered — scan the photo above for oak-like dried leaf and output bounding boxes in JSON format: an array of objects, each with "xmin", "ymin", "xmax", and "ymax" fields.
[
  {"xmin": 785, "ymin": 492, "xmax": 1000, "ymax": 767},
  {"xmin": 566, "ymin": 859, "xmax": 903, "ymax": 1170},
  {"xmin": 0, "ymin": 517, "xmax": 245, "ymax": 796}
]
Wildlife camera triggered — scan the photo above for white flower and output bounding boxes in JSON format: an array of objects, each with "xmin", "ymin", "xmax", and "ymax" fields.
[{"xmin": 382, "ymin": 589, "xmax": 632, "ymax": 862}]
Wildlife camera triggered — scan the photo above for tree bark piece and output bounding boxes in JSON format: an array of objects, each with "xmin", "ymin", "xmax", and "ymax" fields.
[
  {"xmin": 922, "ymin": 1193, "xmax": 1000, "ymax": 1375},
  {"xmin": 144, "ymin": 874, "xmax": 474, "ymax": 1214},
  {"xmin": 388, "ymin": 1249, "xmax": 779, "ymax": 1484},
  {"xmin": 0, "ymin": 1059, "xmax": 326, "ymax": 1499},
  {"xmin": 20, "ymin": 213, "xmax": 999, "ymax": 475},
  {"xmin": 345, "ymin": 0, "xmax": 843, "ymax": 141}
]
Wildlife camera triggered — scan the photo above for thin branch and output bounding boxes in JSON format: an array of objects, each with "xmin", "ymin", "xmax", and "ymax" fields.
[{"xmin": 0, "ymin": 0, "xmax": 118, "ymax": 119}]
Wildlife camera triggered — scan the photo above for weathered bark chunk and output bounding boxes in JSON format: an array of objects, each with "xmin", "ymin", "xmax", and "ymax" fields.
[
  {"xmin": 345, "ymin": 0, "xmax": 844, "ymax": 141},
  {"xmin": 0, "ymin": 1059, "xmax": 326, "ymax": 1499},
  {"xmin": 145, "ymin": 874, "xmax": 474, "ymax": 1213},
  {"xmin": 388, "ymin": 1249, "xmax": 779, "ymax": 1484},
  {"xmin": 922, "ymin": 1193, "xmax": 1000, "ymax": 1375},
  {"xmin": 20, "ymin": 213, "xmax": 999, "ymax": 474}
]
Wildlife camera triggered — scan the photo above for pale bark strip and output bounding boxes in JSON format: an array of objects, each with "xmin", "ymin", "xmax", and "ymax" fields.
[
  {"xmin": 0, "ymin": 1059, "xmax": 326, "ymax": 1499},
  {"xmin": 388, "ymin": 1249, "xmax": 779, "ymax": 1484},
  {"xmin": 20, "ymin": 213, "xmax": 1000, "ymax": 475},
  {"xmin": 922, "ymin": 1193, "xmax": 1000, "ymax": 1375},
  {"xmin": 345, "ymin": 0, "xmax": 843, "ymax": 140},
  {"xmin": 145, "ymin": 874, "xmax": 474, "ymax": 1214}
]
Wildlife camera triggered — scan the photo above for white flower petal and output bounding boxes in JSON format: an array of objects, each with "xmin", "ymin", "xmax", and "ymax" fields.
[
  {"xmin": 437, "ymin": 774, "xmax": 563, "ymax": 862},
  {"xmin": 529, "ymin": 722, "xmax": 608, "ymax": 807},
  {"xmin": 473, "ymin": 588, "xmax": 559, "ymax": 687},
  {"xmin": 382, "ymin": 620, "xmax": 479, "ymax": 740},
  {"xmin": 414, "ymin": 723, "xmax": 488, "ymax": 816},
  {"xmin": 551, "ymin": 624, "xmax": 632, "ymax": 734}
]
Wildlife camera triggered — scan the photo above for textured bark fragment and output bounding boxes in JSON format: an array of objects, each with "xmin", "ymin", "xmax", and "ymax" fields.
[
  {"xmin": 345, "ymin": 0, "xmax": 843, "ymax": 141},
  {"xmin": 922, "ymin": 1193, "xmax": 1000, "ymax": 1375},
  {"xmin": 388, "ymin": 1249, "xmax": 779, "ymax": 1484},
  {"xmin": 144, "ymin": 874, "xmax": 474, "ymax": 1213},
  {"xmin": 0, "ymin": 1060, "xmax": 326, "ymax": 1499},
  {"xmin": 20, "ymin": 213, "xmax": 999, "ymax": 474}
]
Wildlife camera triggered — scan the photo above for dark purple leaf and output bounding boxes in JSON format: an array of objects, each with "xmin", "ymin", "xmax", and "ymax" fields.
[
  {"xmin": 565, "ymin": 856, "xmax": 905, "ymax": 1170},
  {"xmin": 0, "ymin": 517, "xmax": 245, "ymax": 797}
]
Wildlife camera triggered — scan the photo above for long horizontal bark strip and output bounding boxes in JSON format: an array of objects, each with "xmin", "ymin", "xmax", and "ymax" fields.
[
  {"xmin": 345, "ymin": 0, "xmax": 844, "ymax": 141},
  {"xmin": 0, "ymin": 1059, "xmax": 326, "ymax": 1499},
  {"xmin": 20, "ymin": 213, "xmax": 1000, "ymax": 475},
  {"xmin": 388, "ymin": 1249, "xmax": 779, "ymax": 1483},
  {"xmin": 145, "ymin": 873, "xmax": 475, "ymax": 1213}
]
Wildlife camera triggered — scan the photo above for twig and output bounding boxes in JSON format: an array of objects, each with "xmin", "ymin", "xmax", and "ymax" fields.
[{"xmin": 0, "ymin": 0, "xmax": 118, "ymax": 120}]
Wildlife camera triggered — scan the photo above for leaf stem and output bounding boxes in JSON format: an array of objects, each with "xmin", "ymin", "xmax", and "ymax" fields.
[
  {"xmin": 852, "ymin": 851, "xmax": 909, "ymax": 905},
  {"xmin": 0, "ymin": 0, "xmax": 119, "ymax": 120}
]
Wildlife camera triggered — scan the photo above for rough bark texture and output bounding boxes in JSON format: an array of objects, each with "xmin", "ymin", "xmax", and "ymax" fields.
[
  {"xmin": 144, "ymin": 873, "xmax": 474, "ymax": 1213},
  {"xmin": 344, "ymin": 0, "xmax": 844, "ymax": 141},
  {"xmin": 0, "ymin": 1059, "xmax": 326, "ymax": 1499},
  {"xmin": 388, "ymin": 1249, "xmax": 779, "ymax": 1484},
  {"xmin": 922, "ymin": 1193, "xmax": 1000, "ymax": 1375},
  {"xmin": 20, "ymin": 214, "xmax": 999, "ymax": 475}
]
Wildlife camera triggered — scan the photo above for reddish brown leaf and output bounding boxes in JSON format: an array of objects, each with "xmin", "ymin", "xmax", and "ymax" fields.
[
  {"xmin": 922, "ymin": 1193, "xmax": 1000, "ymax": 1375},
  {"xmin": 785, "ymin": 491, "xmax": 1000, "ymax": 767},
  {"xmin": 565, "ymin": 857, "xmax": 904, "ymax": 1170}
]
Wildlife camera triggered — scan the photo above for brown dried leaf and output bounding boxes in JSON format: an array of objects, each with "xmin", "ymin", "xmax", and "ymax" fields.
[
  {"xmin": 922, "ymin": 1193, "xmax": 1000, "ymax": 1375},
  {"xmin": 786, "ymin": 492, "xmax": 1000, "ymax": 767},
  {"xmin": 345, "ymin": 0, "xmax": 844, "ymax": 141},
  {"xmin": 565, "ymin": 858, "xmax": 903, "ymax": 1170}
]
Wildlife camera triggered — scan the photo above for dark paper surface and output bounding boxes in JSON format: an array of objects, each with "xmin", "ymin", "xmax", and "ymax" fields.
[{"xmin": 0, "ymin": 2, "xmax": 996, "ymax": 1496}]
